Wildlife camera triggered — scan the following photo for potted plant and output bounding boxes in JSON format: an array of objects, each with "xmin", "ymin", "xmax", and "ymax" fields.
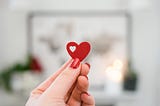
[{"xmin": 123, "ymin": 62, "xmax": 138, "ymax": 91}]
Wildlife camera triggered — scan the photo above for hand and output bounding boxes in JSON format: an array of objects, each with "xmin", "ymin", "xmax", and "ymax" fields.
[{"xmin": 25, "ymin": 58, "xmax": 95, "ymax": 106}]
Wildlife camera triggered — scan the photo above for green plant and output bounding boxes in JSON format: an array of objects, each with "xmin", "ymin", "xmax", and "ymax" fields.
[
  {"xmin": 0, "ymin": 55, "xmax": 32, "ymax": 91},
  {"xmin": 123, "ymin": 61, "xmax": 138, "ymax": 91}
]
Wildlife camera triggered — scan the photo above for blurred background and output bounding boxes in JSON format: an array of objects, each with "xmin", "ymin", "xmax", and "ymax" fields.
[{"xmin": 0, "ymin": 0, "xmax": 160, "ymax": 106}]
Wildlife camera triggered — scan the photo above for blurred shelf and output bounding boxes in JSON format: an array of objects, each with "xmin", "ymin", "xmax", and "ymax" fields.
[
  {"xmin": 0, "ymin": 90, "xmax": 27, "ymax": 106},
  {"xmin": 91, "ymin": 91, "xmax": 138, "ymax": 105},
  {"xmin": 0, "ymin": 89, "xmax": 138, "ymax": 106}
]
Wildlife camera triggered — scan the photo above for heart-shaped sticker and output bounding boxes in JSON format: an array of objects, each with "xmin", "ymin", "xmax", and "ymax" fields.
[{"xmin": 66, "ymin": 42, "xmax": 91, "ymax": 61}]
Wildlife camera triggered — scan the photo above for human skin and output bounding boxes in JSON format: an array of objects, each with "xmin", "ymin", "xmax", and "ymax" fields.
[{"xmin": 25, "ymin": 58, "xmax": 95, "ymax": 106}]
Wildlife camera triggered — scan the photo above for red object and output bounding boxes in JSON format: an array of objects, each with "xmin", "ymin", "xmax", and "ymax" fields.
[
  {"xmin": 85, "ymin": 62, "xmax": 90, "ymax": 69},
  {"xmin": 66, "ymin": 42, "xmax": 91, "ymax": 61},
  {"xmin": 69, "ymin": 58, "xmax": 80, "ymax": 69},
  {"xmin": 30, "ymin": 57, "xmax": 43, "ymax": 73},
  {"xmin": 84, "ymin": 75, "xmax": 89, "ymax": 80},
  {"xmin": 83, "ymin": 92, "xmax": 90, "ymax": 96}
]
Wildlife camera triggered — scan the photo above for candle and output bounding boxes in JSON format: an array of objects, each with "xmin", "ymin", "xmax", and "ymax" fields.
[{"xmin": 105, "ymin": 59, "xmax": 123, "ymax": 96}]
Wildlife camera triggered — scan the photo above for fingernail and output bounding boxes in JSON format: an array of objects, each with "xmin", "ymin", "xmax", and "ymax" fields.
[
  {"xmin": 70, "ymin": 58, "xmax": 80, "ymax": 69},
  {"xmin": 84, "ymin": 75, "xmax": 88, "ymax": 80},
  {"xmin": 85, "ymin": 63, "xmax": 90, "ymax": 69},
  {"xmin": 84, "ymin": 92, "xmax": 90, "ymax": 96}
]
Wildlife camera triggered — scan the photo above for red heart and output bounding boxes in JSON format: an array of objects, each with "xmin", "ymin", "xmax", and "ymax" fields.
[{"xmin": 66, "ymin": 42, "xmax": 91, "ymax": 61}]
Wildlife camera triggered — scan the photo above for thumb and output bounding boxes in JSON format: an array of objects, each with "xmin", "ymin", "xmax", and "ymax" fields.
[{"xmin": 43, "ymin": 58, "xmax": 81, "ymax": 98}]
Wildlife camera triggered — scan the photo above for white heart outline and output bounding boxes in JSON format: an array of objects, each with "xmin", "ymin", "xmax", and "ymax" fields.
[{"xmin": 69, "ymin": 46, "xmax": 76, "ymax": 52}]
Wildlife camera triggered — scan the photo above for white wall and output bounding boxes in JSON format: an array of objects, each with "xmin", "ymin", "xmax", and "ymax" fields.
[
  {"xmin": 0, "ymin": 12, "xmax": 4, "ymax": 68},
  {"xmin": 10, "ymin": 0, "xmax": 122, "ymax": 11},
  {"xmin": 0, "ymin": 11, "xmax": 27, "ymax": 69},
  {"xmin": 153, "ymin": 0, "xmax": 160, "ymax": 105},
  {"xmin": 0, "ymin": 0, "xmax": 160, "ymax": 106},
  {"xmin": 132, "ymin": 9, "xmax": 159, "ymax": 106},
  {"xmin": 0, "ymin": 2, "xmax": 7, "ymax": 68}
]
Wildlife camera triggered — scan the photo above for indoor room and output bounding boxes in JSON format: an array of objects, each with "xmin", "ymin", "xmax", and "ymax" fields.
[{"xmin": 0, "ymin": 0, "xmax": 160, "ymax": 106}]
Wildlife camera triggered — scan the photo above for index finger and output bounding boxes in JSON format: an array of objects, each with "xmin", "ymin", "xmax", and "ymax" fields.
[
  {"xmin": 31, "ymin": 59, "xmax": 72, "ymax": 96},
  {"xmin": 43, "ymin": 58, "xmax": 81, "ymax": 98}
]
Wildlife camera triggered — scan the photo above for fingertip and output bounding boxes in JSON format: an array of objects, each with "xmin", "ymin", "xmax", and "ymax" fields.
[
  {"xmin": 78, "ymin": 76, "xmax": 89, "ymax": 88},
  {"xmin": 81, "ymin": 63, "xmax": 90, "ymax": 76},
  {"xmin": 84, "ymin": 75, "xmax": 88, "ymax": 80},
  {"xmin": 81, "ymin": 92, "xmax": 95, "ymax": 105},
  {"xmin": 85, "ymin": 62, "xmax": 90, "ymax": 69}
]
